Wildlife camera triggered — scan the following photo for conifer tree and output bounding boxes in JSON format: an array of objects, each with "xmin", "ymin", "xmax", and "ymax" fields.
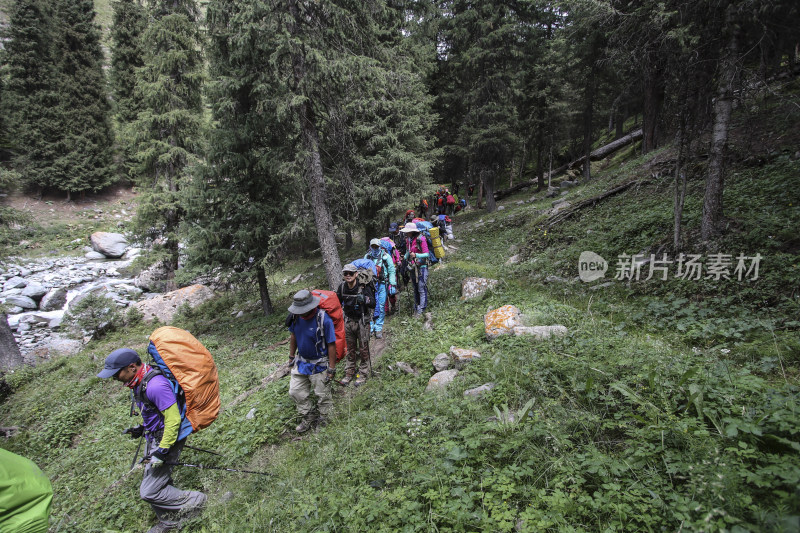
[
  {"xmin": 3, "ymin": 0, "xmax": 60, "ymax": 194},
  {"xmin": 51, "ymin": 0, "xmax": 115, "ymax": 197},
  {"xmin": 185, "ymin": 0, "xmax": 296, "ymax": 316},
  {"xmin": 110, "ymin": 0, "xmax": 147, "ymax": 181},
  {"xmin": 132, "ymin": 0, "xmax": 205, "ymax": 289}
]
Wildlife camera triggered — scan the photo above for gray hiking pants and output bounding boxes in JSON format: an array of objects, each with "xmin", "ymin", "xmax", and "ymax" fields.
[
  {"xmin": 343, "ymin": 317, "xmax": 371, "ymax": 378},
  {"xmin": 141, "ymin": 438, "xmax": 207, "ymax": 526},
  {"xmin": 289, "ymin": 368, "xmax": 333, "ymax": 419}
]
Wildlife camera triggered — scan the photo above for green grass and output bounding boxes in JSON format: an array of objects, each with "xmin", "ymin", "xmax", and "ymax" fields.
[{"xmin": 2, "ymin": 87, "xmax": 800, "ymax": 532}]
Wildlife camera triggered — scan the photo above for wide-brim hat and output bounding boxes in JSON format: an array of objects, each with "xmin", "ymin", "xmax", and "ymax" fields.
[
  {"xmin": 369, "ymin": 238, "xmax": 382, "ymax": 248},
  {"xmin": 288, "ymin": 289, "xmax": 320, "ymax": 315},
  {"xmin": 97, "ymin": 348, "xmax": 139, "ymax": 378},
  {"xmin": 400, "ymin": 223, "xmax": 419, "ymax": 233}
]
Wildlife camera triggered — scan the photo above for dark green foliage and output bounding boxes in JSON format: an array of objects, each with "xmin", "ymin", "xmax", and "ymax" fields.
[
  {"xmin": 64, "ymin": 293, "xmax": 122, "ymax": 339},
  {"xmin": 110, "ymin": 0, "xmax": 147, "ymax": 180},
  {"xmin": 3, "ymin": 0, "xmax": 60, "ymax": 192},
  {"xmin": 50, "ymin": 0, "xmax": 116, "ymax": 195},
  {"xmin": 131, "ymin": 0, "xmax": 205, "ymax": 286}
]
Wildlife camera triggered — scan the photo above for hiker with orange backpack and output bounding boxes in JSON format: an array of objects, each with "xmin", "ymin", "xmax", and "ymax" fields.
[
  {"xmin": 287, "ymin": 289, "xmax": 338, "ymax": 432},
  {"xmin": 98, "ymin": 348, "xmax": 208, "ymax": 533},
  {"xmin": 336, "ymin": 263, "xmax": 375, "ymax": 386}
]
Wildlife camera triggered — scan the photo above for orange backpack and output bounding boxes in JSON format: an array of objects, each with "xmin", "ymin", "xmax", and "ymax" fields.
[
  {"xmin": 311, "ymin": 289, "xmax": 348, "ymax": 361},
  {"xmin": 147, "ymin": 327, "xmax": 220, "ymax": 439}
]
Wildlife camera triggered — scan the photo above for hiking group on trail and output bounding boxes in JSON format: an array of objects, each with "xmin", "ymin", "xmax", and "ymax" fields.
[{"xmin": 93, "ymin": 199, "xmax": 463, "ymax": 532}]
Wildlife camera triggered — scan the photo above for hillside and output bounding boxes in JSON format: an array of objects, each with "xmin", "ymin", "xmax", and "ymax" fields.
[{"xmin": 1, "ymin": 90, "xmax": 800, "ymax": 531}]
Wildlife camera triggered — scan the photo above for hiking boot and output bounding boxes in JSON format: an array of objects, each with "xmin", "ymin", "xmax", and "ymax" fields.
[
  {"xmin": 295, "ymin": 418, "xmax": 313, "ymax": 433},
  {"xmin": 375, "ymin": 331, "xmax": 383, "ymax": 339},
  {"xmin": 146, "ymin": 522, "xmax": 178, "ymax": 533},
  {"xmin": 316, "ymin": 416, "xmax": 329, "ymax": 429},
  {"xmin": 354, "ymin": 376, "xmax": 367, "ymax": 387},
  {"xmin": 339, "ymin": 375, "xmax": 353, "ymax": 386}
]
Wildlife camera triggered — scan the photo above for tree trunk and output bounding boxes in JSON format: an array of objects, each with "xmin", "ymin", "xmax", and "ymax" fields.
[
  {"xmin": 642, "ymin": 66, "xmax": 664, "ymax": 153},
  {"xmin": 702, "ymin": 7, "xmax": 739, "ymax": 241},
  {"xmin": 483, "ymin": 168, "xmax": 497, "ymax": 212},
  {"xmin": 0, "ymin": 313, "xmax": 24, "ymax": 371},
  {"xmin": 345, "ymin": 227, "xmax": 353, "ymax": 251},
  {"xmin": 476, "ymin": 181, "xmax": 484, "ymax": 209},
  {"xmin": 256, "ymin": 265, "xmax": 273, "ymax": 317},
  {"xmin": 582, "ymin": 63, "xmax": 597, "ymax": 181},
  {"xmin": 289, "ymin": 0, "xmax": 342, "ymax": 290}
]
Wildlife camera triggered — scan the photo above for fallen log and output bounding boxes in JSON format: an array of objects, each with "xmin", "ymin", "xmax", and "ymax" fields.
[
  {"xmin": 546, "ymin": 179, "xmax": 649, "ymax": 227},
  {"xmin": 567, "ymin": 128, "xmax": 643, "ymax": 170},
  {"xmin": 494, "ymin": 163, "xmax": 569, "ymax": 201}
]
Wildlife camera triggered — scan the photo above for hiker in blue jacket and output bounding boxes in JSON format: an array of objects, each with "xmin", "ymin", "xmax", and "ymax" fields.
[{"xmin": 365, "ymin": 238, "xmax": 396, "ymax": 339}]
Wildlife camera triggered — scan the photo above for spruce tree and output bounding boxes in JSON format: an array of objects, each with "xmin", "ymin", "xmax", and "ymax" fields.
[
  {"xmin": 51, "ymin": 0, "xmax": 115, "ymax": 197},
  {"xmin": 110, "ymin": 0, "xmax": 147, "ymax": 181},
  {"xmin": 3, "ymin": 0, "xmax": 60, "ymax": 194},
  {"xmin": 132, "ymin": 0, "xmax": 205, "ymax": 289}
]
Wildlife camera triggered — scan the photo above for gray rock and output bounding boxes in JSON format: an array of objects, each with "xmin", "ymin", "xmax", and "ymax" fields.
[
  {"xmin": 3, "ymin": 276, "xmax": 27, "ymax": 291},
  {"xmin": 6, "ymin": 295, "xmax": 37, "ymax": 309},
  {"xmin": 545, "ymin": 188, "xmax": 559, "ymax": 198},
  {"xmin": 505, "ymin": 254, "xmax": 520, "ymax": 266},
  {"xmin": 589, "ymin": 281, "xmax": 615, "ymax": 291},
  {"xmin": 464, "ymin": 382, "xmax": 496, "ymax": 397},
  {"xmin": 513, "ymin": 325, "xmax": 568, "ymax": 339},
  {"xmin": 560, "ymin": 180, "xmax": 579, "ymax": 188},
  {"xmin": 425, "ymin": 369, "xmax": 459, "ymax": 392},
  {"xmin": 423, "ymin": 312, "xmax": 434, "ymax": 331},
  {"xmin": 21, "ymin": 281, "xmax": 48, "ymax": 299},
  {"xmin": 545, "ymin": 275, "xmax": 568, "ymax": 283},
  {"xmin": 497, "ymin": 205, "xmax": 506, "ymax": 211},
  {"xmin": 47, "ymin": 335, "xmax": 82, "ymax": 356},
  {"xmin": 432, "ymin": 353, "xmax": 450, "ymax": 372},
  {"xmin": 246, "ymin": 408, "xmax": 256, "ymax": 420},
  {"xmin": 90, "ymin": 231, "xmax": 128, "ymax": 258},
  {"xmin": 552, "ymin": 199, "xmax": 569, "ymax": 207},
  {"xmin": 291, "ymin": 274, "xmax": 302, "ymax": 283},
  {"xmin": 122, "ymin": 247, "xmax": 142, "ymax": 260},
  {"xmin": 135, "ymin": 262, "xmax": 171, "ymax": 292},
  {"xmin": 394, "ymin": 361, "xmax": 418, "ymax": 375},
  {"xmin": 484, "ymin": 305, "xmax": 522, "ymax": 339},
  {"xmin": 236, "ymin": 310, "xmax": 245, "ymax": 318},
  {"xmin": 133, "ymin": 284, "xmax": 215, "ymax": 323},
  {"xmin": 85, "ymin": 251, "xmax": 107, "ymax": 260},
  {"xmin": 461, "ymin": 277, "xmax": 499, "ymax": 300},
  {"xmin": 450, "ymin": 346, "xmax": 481, "ymax": 368}
]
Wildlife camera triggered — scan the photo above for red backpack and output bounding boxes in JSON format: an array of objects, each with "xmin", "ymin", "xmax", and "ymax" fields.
[{"xmin": 311, "ymin": 289, "xmax": 348, "ymax": 361}]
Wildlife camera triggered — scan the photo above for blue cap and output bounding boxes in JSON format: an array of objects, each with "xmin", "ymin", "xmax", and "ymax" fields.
[
  {"xmin": 97, "ymin": 348, "xmax": 140, "ymax": 378},
  {"xmin": 389, "ymin": 222, "xmax": 399, "ymax": 232}
]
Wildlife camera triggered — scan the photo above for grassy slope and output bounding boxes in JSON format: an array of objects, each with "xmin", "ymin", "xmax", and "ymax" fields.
[{"xmin": 2, "ymin": 89, "xmax": 800, "ymax": 532}]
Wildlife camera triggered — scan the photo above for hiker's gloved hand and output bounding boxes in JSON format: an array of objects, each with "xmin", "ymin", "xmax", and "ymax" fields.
[
  {"xmin": 148, "ymin": 447, "xmax": 170, "ymax": 466},
  {"xmin": 324, "ymin": 367, "xmax": 336, "ymax": 384},
  {"xmin": 122, "ymin": 424, "xmax": 144, "ymax": 439}
]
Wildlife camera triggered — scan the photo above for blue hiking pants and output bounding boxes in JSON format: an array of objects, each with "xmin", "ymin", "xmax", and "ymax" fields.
[
  {"xmin": 372, "ymin": 282, "xmax": 387, "ymax": 332},
  {"xmin": 412, "ymin": 267, "xmax": 428, "ymax": 314}
]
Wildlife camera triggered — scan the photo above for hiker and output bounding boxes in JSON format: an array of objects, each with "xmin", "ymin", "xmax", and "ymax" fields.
[
  {"xmin": 365, "ymin": 238, "xmax": 397, "ymax": 338},
  {"xmin": 446, "ymin": 192, "xmax": 456, "ymax": 216},
  {"xmin": 419, "ymin": 197, "xmax": 429, "ymax": 218},
  {"xmin": 287, "ymin": 289, "xmax": 337, "ymax": 432},
  {"xmin": 97, "ymin": 349, "xmax": 207, "ymax": 533},
  {"xmin": 404, "ymin": 209, "xmax": 416, "ymax": 225},
  {"xmin": 388, "ymin": 222, "xmax": 410, "ymax": 288},
  {"xmin": 400, "ymin": 222, "xmax": 430, "ymax": 317},
  {"xmin": 0, "ymin": 449, "xmax": 52, "ymax": 533},
  {"xmin": 336, "ymin": 263, "xmax": 376, "ymax": 386}
]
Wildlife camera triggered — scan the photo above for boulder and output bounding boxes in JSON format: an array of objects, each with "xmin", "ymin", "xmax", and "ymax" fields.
[
  {"xmin": 425, "ymin": 369, "xmax": 459, "ymax": 392},
  {"xmin": 20, "ymin": 281, "xmax": 48, "ymax": 299},
  {"xmin": 513, "ymin": 325, "xmax": 568, "ymax": 340},
  {"xmin": 85, "ymin": 251, "xmax": 107, "ymax": 260},
  {"xmin": 122, "ymin": 247, "xmax": 142, "ymax": 260},
  {"xmin": 464, "ymin": 382, "xmax": 496, "ymax": 397},
  {"xmin": 505, "ymin": 254, "xmax": 520, "ymax": 266},
  {"xmin": 3, "ymin": 276, "xmax": 27, "ymax": 291},
  {"xmin": 461, "ymin": 277, "xmax": 499, "ymax": 300},
  {"xmin": 450, "ymin": 346, "xmax": 481, "ymax": 368},
  {"xmin": 134, "ymin": 262, "xmax": 171, "ymax": 292},
  {"xmin": 90, "ymin": 232, "xmax": 128, "ymax": 258},
  {"xmin": 46, "ymin": 335, "xmax": 82, "ymax": 356},
  {"xmin": 394, "ymin": 362, "xmax": 419, "ymax": 375},
  {"xmin": 559, "ymin": 180, "xmax": 579, "ymax": 189},
  {"xmin": 133, "ymin": 284, "xmax": 215, "ymax": 323},
  {"xmin": 432, "ymin": 353, "xmax": 450, "ymax": 372},
  {"xmin": 6, "ymin": 295, "xmax": 37, "ymax": 309},
  {"xmin": 484, "ymin": 305, "xmax": 522, "ymax": 339}
]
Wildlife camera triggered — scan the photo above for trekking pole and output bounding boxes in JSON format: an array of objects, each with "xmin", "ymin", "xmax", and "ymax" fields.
[
  {"xmin": 129, "ymin": 434, "xmax": 144, "ymax": 470},
  {"xmin": 184, "ymin": 444, "xmax": 222, "ymax": 456},
  {"xmin": 164, "ymin": 462, "xmax": 271, "ymax": 476}
]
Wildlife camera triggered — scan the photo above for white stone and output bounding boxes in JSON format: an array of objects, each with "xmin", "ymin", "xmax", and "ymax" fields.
[
  {"xmin": 425, "ymin": 369, "xmax": 459, "ymax": 392},
  {"xmin": 513, "ymin": 325, "xmax": 568, "ymax": 339}
]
